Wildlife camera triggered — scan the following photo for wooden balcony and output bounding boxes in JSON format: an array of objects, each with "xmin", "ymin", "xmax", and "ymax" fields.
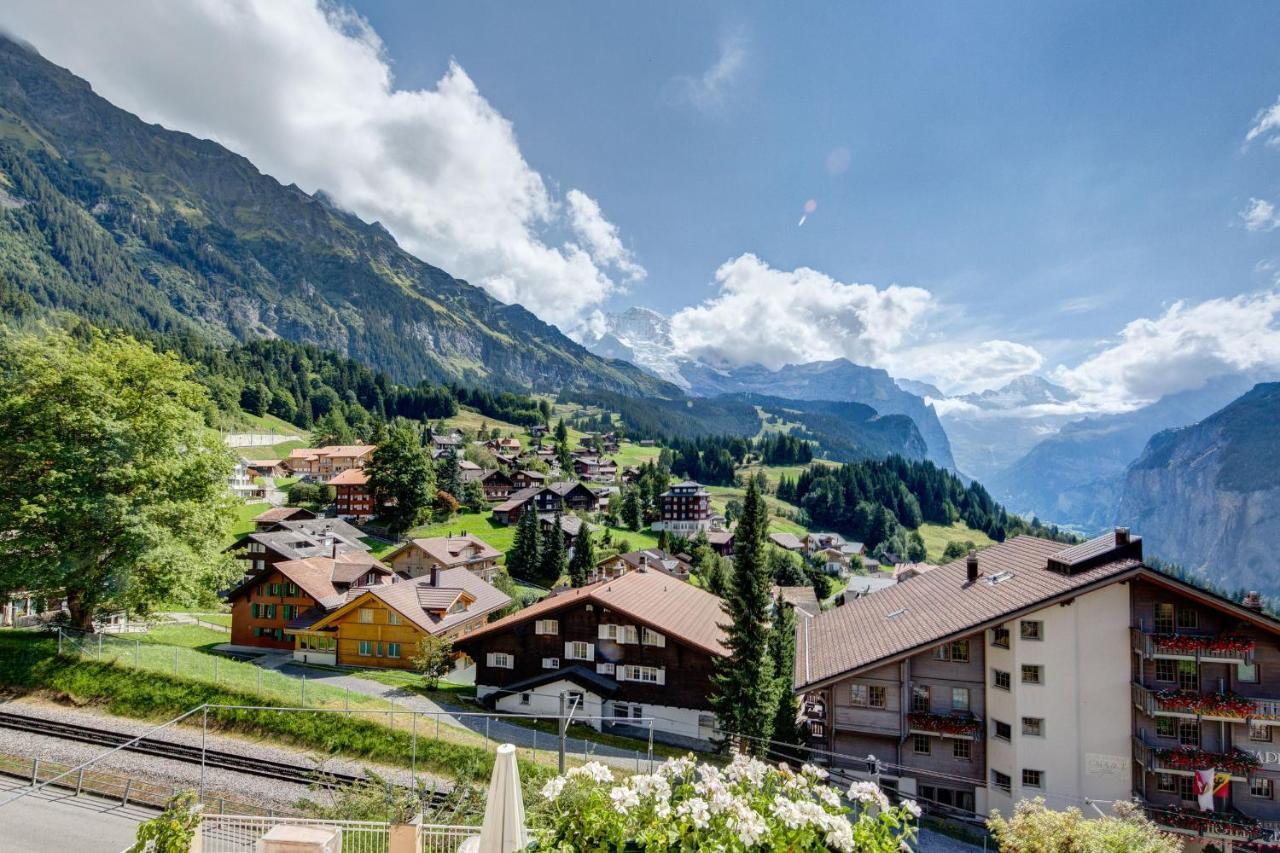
[
  {"xmin": 1131, "ymin": 627, "xmax": 1255, "ymax": 664},
  {"xmin": 1132, "ymin": 735, "xmax": 1255, "ymax": 780},
  {"xmin": 1139, "ymin": 800, "xmax": 1268, "ymax": 842},
  {"xmin": 1132, "ymin": 682, "xmax": 1280, "ymax": 724},
  {"xmin": 906, "ymin": 711, "xmax": 983, "ymax": 741}
]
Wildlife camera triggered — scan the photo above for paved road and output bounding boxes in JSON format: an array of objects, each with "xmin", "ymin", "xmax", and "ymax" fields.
[{"xmin": 0, "ymin": 779, "xmax": 151, "ymax": 853}]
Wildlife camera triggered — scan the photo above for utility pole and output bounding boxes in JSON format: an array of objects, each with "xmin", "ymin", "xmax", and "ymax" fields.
[{"xmin": 558, "ymin": 692, "xmax": 568, "ymax": 774}]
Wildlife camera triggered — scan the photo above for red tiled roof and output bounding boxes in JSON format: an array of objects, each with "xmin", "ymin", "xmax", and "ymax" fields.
[{"xmin": 327, "ymin": 468, "xmax": 369, "ymax": 486}]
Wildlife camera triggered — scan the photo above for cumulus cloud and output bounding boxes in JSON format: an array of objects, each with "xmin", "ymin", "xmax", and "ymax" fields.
[
  {"xmin": 888, "ymin": 340, "xmax": 1045, "ymax": 398},
  {"xmin": 666, "ymin": 30, "xmax": 747, "ymax": 112},
  {"xmin": 1246, "ymin": 96, "xmax": 1280, "ymax": 148},
  {"xmin": 0, "ymin": 0, "xmax": 634, "ymax": 331},
  {"xmin": 1241, "ymin": 198, "xmax": 1280, "ymax": 232},
  {"xmin": 1051, "ymin": 292, "xmax": 1280, "ymax": 410}
]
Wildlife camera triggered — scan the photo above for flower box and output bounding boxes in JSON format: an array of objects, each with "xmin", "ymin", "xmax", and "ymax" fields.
[
  {"xmin": 907, "ymin": 712, "xmax": 982, "ymax": 736},
  {"xmin": 1150, "ymin": 804, "xmax": 1259, "ymax": 838},
  {"xmin": 1155, "ymin": 690, "xmax": 1258, "ymax": 719},
  {"xmin": 1151, "ymin": 634, "xmax": 1255, "ymax": 656},
  {"xmin": 1153, "ymin": 745, "xmax": 1261, "ymax": 775}
]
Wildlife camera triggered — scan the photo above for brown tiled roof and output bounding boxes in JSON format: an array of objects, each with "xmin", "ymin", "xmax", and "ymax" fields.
[
  {"xmin": 357, "ymin": 568, "xmax": 510, "ymax": 635},
  {"xmin": 705, "ymin": 530, "xmax": 733, "ymax": 545},
  {"xmin": 777, "ymin": 586, "xmax": 821, "ymax": 617},
  {"xmin": 327, "ymin": 468, "xmax": 369, "ymax": 486},
  {"xmin": 457, "ymin": 568, "xmax": 728, "ymax": 656},
  {"xmin": 795, "ymin": 535, "xmax": 1143, "ymax": 690},
  {"xmin": 253, "ymin": 506, "xmax": 314, "ymax": 524},
  {"xmin": 492, "ymin": 485, "xmax": 547, "ymax": 513},
  {"xmin": 386, "ymin": 535, "xmax": 501, "ymax": 567},
  {"xmin": 330, "ymin": 553, "xmax": 393, "ymax": 585},
  {"xmin": 321, "ymin": 445, "xmax": 376, "ymax": 458}
]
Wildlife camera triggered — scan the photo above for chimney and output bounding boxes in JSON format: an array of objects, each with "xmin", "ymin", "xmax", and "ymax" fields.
[
  {"xmin": 966, "ymin": 550, "xmax": 980, "ymax": 584},
  {"xmin": 1114, "ymin": 527, "xmax": 1130, "ymax": 546},
  {"xmin": 1244, "ymin": 591, "xmax": 1264, "ymax": 612},
  {"xmin": 429, "ymin": 566, "xmax": 439, "ymax": 587}
]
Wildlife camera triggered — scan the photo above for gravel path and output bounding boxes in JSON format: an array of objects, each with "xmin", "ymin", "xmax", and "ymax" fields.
[{"xmin": 0, "ymin": 698, "xmax": 448, "ymax": 813}]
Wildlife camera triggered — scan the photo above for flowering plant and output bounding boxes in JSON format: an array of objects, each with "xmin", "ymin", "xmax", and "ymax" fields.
[
  {"xmin": 908, "ymin": 712, "xmax": 982, "ymax": 736},
  {"xmin": 528, "ymin": 754, "xmax": 919, "ymax": 852},
  {"xmin": 1149, "ymin": 803, "xmax": 1259, "ymax": 838},
  {"xmin": 1151, "ymin": 634, "xmax": 1255, "ymax": 656},
  {"xmin": 1153, "ymin": 745, "xmax": 1261, "ymax": 775},
  {"xmin": 1155, "ymin": 690, "xmax": 1259, "ymax": 719}
]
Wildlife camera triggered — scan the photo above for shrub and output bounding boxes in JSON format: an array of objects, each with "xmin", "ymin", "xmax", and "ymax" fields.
[
  {"xmin": 987, "ymin": 797, "xmax": 1181, "ymax": 852},
  {"xmin": 128, "ymin": 791, "xmax": 202, "ymax": 853}
]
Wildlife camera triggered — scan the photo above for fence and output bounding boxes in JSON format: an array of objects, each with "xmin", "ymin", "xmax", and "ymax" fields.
[{"xmin": 199, "ymin": 815, "xmax": 478, "ymax": 853}]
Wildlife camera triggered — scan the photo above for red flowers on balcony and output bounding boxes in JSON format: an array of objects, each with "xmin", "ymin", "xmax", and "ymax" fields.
[
  {"xmin": 1153, "ymin": 745, "xmax": 1261, "ymax": 775},
  {"xmin": 1149, "ymin": 804, "xmax": 1260, "ymax": 838},
  {"xmin": 1151, "ymin": 634, "xmax": 1255, "ymax": 656},
  {"xmin": 1155, "ymin": 690, "xmax": 1259, "ymax": 719},
  {"xmin": 907, "ymin": 712, "xmax": 981, "ymax": 736}
]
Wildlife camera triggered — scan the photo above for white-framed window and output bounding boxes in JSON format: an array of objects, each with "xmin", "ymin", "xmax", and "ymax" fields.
[
  {"xmin": 535, "ymin": 619, "xmax": 559, "ymax": 635},
  {"xmin": 619, "ymin": 665, "xmax": 664, "ymax": 684},
  {"xmin": 1022, "ymin": 769, "xmax": 1043, "ymax": 789},
  {"xmin": 253, "ymin": 559, "xmax": 266, "ymax": 572},
  {"xmin": 358, "ymin": 640, "xmax": 373, "ymax": 656},
  {"xmin": 487, "ymin": 652, "xmax": 513, "ymax": 669},
  {"xmin": 1240, "ymin": 662, "xmax": 1261, "ymax": 683},
  {"xmin": 249, "ymin": 542, "xmax": 266, "ymax": 553},
  {"xmin": 542, "ymin": 657, "xmax": 560, "ymax": 669},
  {"xmin": 359, "ymin": 608, "xmax": 374, "ymax": 624},
  {"xmin": 599, "ymin": 624, "xmax": 639, "ymax": 644},
  {"xmin": 1251, "ymin": 777, "xmax": 1274, "ymax": 799},
  {"xmin": 596, "ymin": 663, "xmax": 615, "ymax": 675},
  {"xmin": 641, "ymin": 627, "xmax": 666, "ymax": 647},
  {"xmin": 565, "ymin": 641, "xmax": 594, "ymax": 661}
]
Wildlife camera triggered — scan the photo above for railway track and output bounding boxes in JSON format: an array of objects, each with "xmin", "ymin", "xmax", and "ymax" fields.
[{"xmin": 0, "ymin": 710, "xmax": 447, "ymax": 802}]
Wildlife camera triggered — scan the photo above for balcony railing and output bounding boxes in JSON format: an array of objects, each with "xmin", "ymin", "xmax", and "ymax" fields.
[
  {"xmin": 1132, "ymin": 734, "xmax": 1258, "ymax": 779},
  {"xmin": 1141, "ymin": 802, "xmax": 1265, "ymax": 841},
  {"xmin": 1132, "ymin": 682, "xmax": 1280, "ymax": 723},
  {"xmin": 1131, "ymin": 627, "xmax": 1255, "ymax": 664},
  {"xmin": 907, "ymin": 711, "xmax": 983, "ymax": 740}
]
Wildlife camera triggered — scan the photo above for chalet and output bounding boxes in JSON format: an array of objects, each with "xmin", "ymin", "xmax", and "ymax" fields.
[
  {"xmin": 244, "ymin": 459, "xmax": 287, "ymax": 478},
  {"xmin": 228, "ymin": 517, "xmax": 368, "ymax": 578},
  {"xmin": 548, "ymin": 480, "xmax": 602, "ymax": 512},
  {"xmin": 892, "ymin": 562, "xmax": 934, "ymax": 583},
  {"xmin": 528, "ymin": 424, "xmax": 548, "ymax": 439},
  {"xmin": 768, "ymin": 532, "xmax": 805, "ymax": 552},
  {"xmin": 511, "ymin": 469, "xmax": 548, "ymax": 490},
  {"xmin": 285, "ymin": 445, "xmax": 375, "ymax": 479},
  {"xmin": 653, "ymin": 481, "xmax": 713, "ymax": 534},
  {"xmin": 456, "ymin": 568, "xmax": 728, "ymax": 747},
  {"xmin": 253, "ymin": 506, "xmax": 317, "ymax": 531},
  {"xmin": 289, "ymin": 568, "xmax": 510, "ymax": 667},
  {"xmin": 459, "ymin": 459, "xmax": 484, "ymax": 482},
  {"xmin": 589, "ymin": 549, "xmax": 692, "ymax": 584},
  {"xmin": 539, "ymin": 513, "xmax": 595, "ymax": 550},
  {"xmin": 572, "ymin": 456, "xmax": 618, "ymax": 482},
  {"xmin": 705, "ymin": 528, "xmax": 735, "ymax": 557},
  {"xmin": 486, "ymin": 437, "xmax": 522, "ymax": 454},
  {"xmin": 329, "ymin": 467, "xmax": 374, "ymax": 522},
  {"xmin": 383, "ymin": 535, "xmax": 502, "ymax": 583},
  {"xmin": 815, "ymin": 547, "xmax": 853, "ymax": 578},
  {"xmin": 492, "ymin": 486, "xmax": 558, "ymax": 525},
  {"xmin": 228, "ymin": 459, "xmax": 266, "ymax": 501},
  {"xmin": 479, "ymin": 469, "xmax": 515, "ymax": 502},
  {"xmin": 430, "ymin": 432, "xmax": 463, "ymax": 454},
  {"xmin": 227, "ymin": 553, "xmax": 395, "ymax": 649}
]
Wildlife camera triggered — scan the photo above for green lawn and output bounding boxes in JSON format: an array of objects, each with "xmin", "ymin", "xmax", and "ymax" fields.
[
  {"xmin": 443, "ymin": 407, "xmax": 529, "ymax": 444},
  {"xmin": 403, "ymin": 511, "xmax": 662, "ymax": 562},
  {"xmin": 917, "ymin": 522, "xmax": 996, "ymax": 563},
  {"xmin": 705, "ymin": 485, "xmax": 808, "ymax": 537},
  {"xmin": 225, "ymin": 500, "xmax": 268, "ymax": 546},
  {"xmin": 135, "ymin": 624, "xmax": 230, "ymax": 648},
  {"xmin": 609, "ymin": 442, "xmax": 662, "ymax": 468}
]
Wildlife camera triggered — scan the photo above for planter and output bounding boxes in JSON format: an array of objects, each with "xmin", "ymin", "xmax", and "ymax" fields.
[
  {"xmin": 907, "ymin": 712, "xmax": 981, "ymax": 737},
  {"xmin": 1151, "ymin": 634, "xmax": 1255, "ymax": 656},
  {"xmin": 1156, "ymin": 690, "xmax": 1258, "ymax": 719},
  {"xmin": 1154, "ymin": 745, "xmax": 1261, "ymax": 775}
]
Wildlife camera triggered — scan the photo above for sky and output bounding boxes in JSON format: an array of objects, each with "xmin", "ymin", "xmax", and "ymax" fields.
[{"xmin": 4, "ymin": 0, "xmax": 1280, "ymax": 410}]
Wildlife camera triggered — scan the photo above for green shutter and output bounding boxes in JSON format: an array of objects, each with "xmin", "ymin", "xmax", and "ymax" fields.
[{"xmin": 251, "ymin": 603, "xmax": 259, "ymax": 618}]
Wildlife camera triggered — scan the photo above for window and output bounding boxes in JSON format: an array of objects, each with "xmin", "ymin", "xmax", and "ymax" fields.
[
  {"xmin": 535, "ymin": 619, "xmax": 558, "ymax": 635},
  {"xmin": 1154, "ymin": 603, "xmax": 1174, "ymax": 633},
  {"xmin": 1156, "ymin": 773, "xmax": 1177, "ymax": 793},
  {"xmin": 1154, "ymin": 660, "xmax": 1177, "ymax": 682},
  {"xmin": 1251, "ymin": 778, "xmax": 1274, "ymax": 799},
  {"xmin": 993, "ymin": 669, "xmax": 1011, "ymax": 691},
  {"xmin": 542, "ymin": 657, "xmax": 560, "ymax": 669},
  {"xmin": 1022, "ymin": 717, "xmax": 1044, "ymax": 737},
  {"xmin": 1021, "ymin": 769, "xmax": 1043, "ymax": 789},
  {"xmin": 868, "ymin": 685, "xmax": 887, "ymax": 708},
  {"xmin": 269, "ymin": 583, "xmax": 280, "ymax": 596},
  {"xmin": 598, "ymin": 624, "xmax": 639, "ymax": 644},
  {"xmin": 358, "ymin": 640, "xmax": 373, "ymax": 656},
  {"xmin": 287, "ymin": 582, "xmax": 298, "ymax": 596},
  {"xmin": 596, "ymin": 662, "xmax": 615, "ymax": 675},
  {"xmin": 912, "ymin": 734, "xmax": 931, "ymax": 755},
  {"xmin": 387, "ymin": 612, "xmax": 401, "ymax": 626},
  {"xmin": 991, "ymin": 771, "xmax": 1011, "ymax": 793},
  {"xmin": 359, "ymin": 608, "xmax": 374, "ymax": 624},
  {"xmin": 1240, "ymin": 662, "xmax": 1261, "ymax": 683},
  {"xmin": 1175, "ymin": 607, "xmax": 1198, "ymax": 630},
  {"xmin": 911, "ymin": 685, "xmax": 930, "ymax": 713},
  {"xmin": 565, "ymin": 641, "xmax": 593, "ymax": 661},
  {"xmin": 1020, "ymin": 621, "xmax": 1043, "ymax": 641},
  {"xmin": 386, "ymin": 643, "xmax": 400, "ymax": 659},
  {"xmin": 852, "ymin": 684, "xmax": 888, "ymax": 709},
  {"xmin": 619, "ymin": 665, "xmax": 664, "ymax": 684},
  {"xmin": 952, "ymin": 740, "xmax": 972, "ymax": 760},
  {"xmin": 254, "ymin": 560, "xmax": 265, "ymax": 572},
  {"xmin": 993, "ymin": 720, "xmax": 1012, "ymax": 741},
  {"xmin": 486, "ymin": 652, "xmax": 513, "ymax": 669},
  {"xmin": 1155, "ymin": 717, "xmax": 1177, "ymax": 738},
  {"xmin": 1021, "ymin": 664, "xmax": 1043, "ymax": 685},
  {"xmin": 264, "ymin": 604, "xmax": 276, "ymax": 619},
  {"xmin": 1250, "ymin": 722, "xmax": 1272, "ymax": 743},
  {"xmin": 991, "ymin": 627, "xmax": 1010, "ymax": 649},
  {"xmin": 1178, "ymin": 721, "xmax": 1200, "ymax": 747},
  {"xmin": 613, "ymin": 702, "xmax": 633, "ymax": 719},
  {"xmin": 250, "ymin": 603, "xmax": 260, "ymax": 618},
  {"xmin": 951, "ymin": 688, "xmax": 970, "ymax": 713},
  {"xmin": 641, "ymin": 628, "xmax": 666, "ymax": 647},
  {"xmin": 1177, "ymin": 776, "xmax": 1195, "ymax": 802},
  {"xmin": 520, "ymin": 692, "xmax": 531, "ymax": 706},
  {"xmin": 951, "ymin": 640, "xmax": 970, "ymax": 663},
  {"xmin": 250, "ymin": 542, "xmax": 266, "ymax": 553},
  {"xmin": 1177, "ymin": 660, "xmax": 1199, "ymax": 692}
]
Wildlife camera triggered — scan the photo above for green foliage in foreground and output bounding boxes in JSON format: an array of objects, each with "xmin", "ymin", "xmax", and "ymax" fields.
[
  {"xmin": 128, "ymin": 791, "xmax": 202, "ymax": 853},
  {"xmin": 987, "ymin": 798, "xmax": 1180, "ymax": 853}
]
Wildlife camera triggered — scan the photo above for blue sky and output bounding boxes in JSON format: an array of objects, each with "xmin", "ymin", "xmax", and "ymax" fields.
[{"xmin": 7, "ymin": 0, "xmax": 1280, "ymax": 405}]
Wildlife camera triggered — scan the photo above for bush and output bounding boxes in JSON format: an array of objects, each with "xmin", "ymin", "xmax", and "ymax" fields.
[
  {"xmin": 128, "ymin": 791, "xmax": 202, "ymax": 853},
  {"xmin": 987, "ymin": 797, "xmax": 1180, "ymax": 852}
]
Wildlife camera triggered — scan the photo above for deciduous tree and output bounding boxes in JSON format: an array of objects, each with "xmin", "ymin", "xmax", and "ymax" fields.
[{"xmin": 365, "ymin": 421, "xmax": 434, "ymax": 536}]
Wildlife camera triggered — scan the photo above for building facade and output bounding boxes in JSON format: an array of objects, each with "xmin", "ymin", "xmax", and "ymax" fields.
[{"xmin": 652, "ymin": 481, "xmax": 712, "ymax": 534}]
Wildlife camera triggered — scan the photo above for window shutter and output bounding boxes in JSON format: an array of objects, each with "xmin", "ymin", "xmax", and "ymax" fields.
[
  {"xmin": 656, "ymin": 668, "xmax": 666, "ymax": 686},
  {"xmin": 586, "ymin": 642, "xmax": 595, "ymax": 659},
  {"xmin": 598, "ymin": 624, "xmax": 610, "ymax": 640},
  {"xmin": 487, "ymin": 653, "xmax": 496, "ymax": 667}
]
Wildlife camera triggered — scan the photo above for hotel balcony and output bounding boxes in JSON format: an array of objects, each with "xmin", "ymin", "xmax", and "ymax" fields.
[
  {"xmin": 1132, "ymin": 682, "xmax": 1280, "ymax": 724},
  {"xmin": 1132, "ymin": 734, "xmax": 1257, "ymax": 780},
  {"xmin": 1139, "ymin": 800, "xmax": 1270, "ymax": 843},
  {"xmin": 1131, "ymin": 627, "xmax": 1255, "ymax": 665},
  {"xmin": 906, "ymin": 711, "xmax": 983, "ymax": 741}
]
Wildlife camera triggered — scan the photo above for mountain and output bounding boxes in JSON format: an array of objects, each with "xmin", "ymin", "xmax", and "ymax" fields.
[
  {"xmin": 958, "ymin": 375, "xmax": 1077, "ymax": 410},
  {"xmin": 580, "ymin": 307, "xmax": 688, "ymax": 388},
  {"xmin": 985, "ymin": 374, "xmax": 1260, "ymax": 531},
  {"xmin": 0, "ymin": 37, "xmax": 675, "ymax": 398},
  {"xmin": 1116, "ymin": 383, "xmax": 1280, "ymax": 594}
]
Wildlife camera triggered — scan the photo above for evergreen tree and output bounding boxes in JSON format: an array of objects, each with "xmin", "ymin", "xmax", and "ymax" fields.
[
  {"xmin": 769, "ymin": 601, "xmax": 805, "ymax": 763},
  {"xmin": 365, "ymin": 421, "xmax": 434, "ymax": 536},
  {"xmin": 436, "ymin": 448, "xmax": 461, "ymax": 498},
  {"xmin": 313, "ymin": 408, "xmax": 354, "ymax": 446},
  {"xmin": 622, "ymin": 487, "xmax": 642, "ymax": 531},
  {"xmin": 507, "ymin": 509, "xmax": 541, "ymax": 580},
  {"xmin": 540, "ymin": 513, "xmax": 569, "ymax": 583},
  {"xmin": 709, "ymin": 477, "xmax": 778, "ymax": 754},
  {"xmin": 568, "ymin": 523, "xmax": 595, "ymax": 587},
  {"xmin": 554, "ymin": 418, "xmax": 568, "ymax": 444}
]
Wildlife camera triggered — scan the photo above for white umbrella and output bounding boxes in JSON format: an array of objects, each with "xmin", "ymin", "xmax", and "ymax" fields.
[{"xmin": 464, "ymin": 743, "xmax": 528, "ymax": 853}]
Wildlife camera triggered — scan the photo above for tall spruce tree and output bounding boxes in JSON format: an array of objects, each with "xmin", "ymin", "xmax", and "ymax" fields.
[
  {"xmin": 507, "ymin": 508, "xmax": 541, "ymax": 580},
  {"xmin": 568, "ymin": 523, "xmax": 595, "ymax": 587},
  {"xmin": 769, "ymin": 601, "xmax": 805, "ymax": 763},
  {"xmin": 436, "ymin": 448, "xmax": 461, "ymax": 498},
  {"xmin": 540, "ymin": 512, "xmax": 569, "ymax": 584},
  {"xmin": 709, "ymin": 476, "xmax": 778, "ymax": 754},
  {"xmin": 365, "ymin": 421, "xmax": 435, "ymax": 536}
]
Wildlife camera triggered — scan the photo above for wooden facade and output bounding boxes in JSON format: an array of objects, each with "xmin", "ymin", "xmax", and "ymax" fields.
[{"xmin": 229, "ymin": 569, "xmax": 322, "ymax": 649}]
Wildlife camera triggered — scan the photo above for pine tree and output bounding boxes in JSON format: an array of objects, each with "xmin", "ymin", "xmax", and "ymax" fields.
[
  {"xmin": 568, "ymin": 523, "xmax": 595, "ymax": 587},
  {"xmin": 769, "ymin": 601, "xmax": 805, "ymax": 763},
  {"xmin": 540, "ymin": 512, "xmax": 568, "ymax": 583},
  {"xmin": 507, "ymin": 508, "xmax": 541, "ymax": 580},
  {"xmin": 436, "ymin": 448, "xmax": 461, "ymax": 498},
  {"xmin": 709, "ymin": 476, "xmax": 778, "ymax": 755},
  {"xmin": 622, "ymin": 487, "xmax": 642, "ymax": 531}
]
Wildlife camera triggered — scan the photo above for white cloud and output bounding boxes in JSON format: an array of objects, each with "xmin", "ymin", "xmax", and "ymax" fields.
[
  {"xmin": 1051, "ymin": 292, "xmax": 1280, "ymax": 410},
  {"xmin": 888, "ymin": 340, "xmax": 1045, "ymax": 398},
  {"xmin": 0, "ymin": 0, "xmax": 634, "ymax": 331},
  {"xmin": 666, "ymin": 31, "xmax": 747, "ymax": 112},
  {"xmin": 1246, "ymin": 96, "xmax": 1280, "ymax": 148},
  {"xmin": 1241, "ymin": 198, "xmax": 1280, "ymax": 232}
]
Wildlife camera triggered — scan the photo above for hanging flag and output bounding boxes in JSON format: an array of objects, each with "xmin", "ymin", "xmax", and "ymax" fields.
[
  {"xmin": 1213, "ymin": 772, "xmax": 1231, "ymax": 797},
  {"xmin": 1193, "ymin": 768, "xmax": 1216, "ymax": 810}
]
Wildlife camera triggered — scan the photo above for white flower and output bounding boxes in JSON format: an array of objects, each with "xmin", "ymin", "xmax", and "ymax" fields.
[
  {"xmin": 728, "ymin": 801, "xmax": 768, "ymax": 846},
  {"xmin": 901, "ymin": 798, "xmax": 921, "ymax": 818},
  {"xmin": 802, "ymin": 763, "xmax": 829, "ymax": 780},
  {"xmin": 825, "ymin": 819, "xmax": 856, "ymax": 852},
  {"xmin": 677, "ymin": 796, "xmax": 712, "ymax": 829},
  {"xmin": 846, "ymin": 780, "xmax": 891, "ymax": 812},
  {"xmin": 610, "ymin": 785, "xmax": 640, "ymax": 814},
  {"xmin": 540, "ymin": 777, "xmax": 566, "ymax": 800},
  {"xmin": 770, "ymin": 796, "xmax": 805, "ymax": 830},
  {"xmin": 815, "ymin": 784, "xmax": 842, "ymax": 809},
  {"xmin": 567, "ymin": 761, "xmax": 613, "ymax": 784},
  {"xmin": 658, "ymin": 755, "xmax": 696, "ymax": 779}
]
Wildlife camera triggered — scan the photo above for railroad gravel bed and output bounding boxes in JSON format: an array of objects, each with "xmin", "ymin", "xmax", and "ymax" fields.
[{"xmin": 0, "ymin": 698, "xmax": 444, "ymax": 812}]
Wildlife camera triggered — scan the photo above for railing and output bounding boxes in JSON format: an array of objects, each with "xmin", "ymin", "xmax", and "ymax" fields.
[
  {"xmin": 1131, "ymin": 627, "xmax": 1255, "ymax": 664},
  {"xmin": 1132, "ymin": 735, "xmax": 1255, "ymax": 779},
  {"xmin": 420, "ymin": 824, "xmax": 476, "ymax": 853},
  {"xmin": 1133, "ymin": 682, "xmax": 1280, "ymax": 723},
  {"xmin": 201, "ymin": 816, "xmax": 393, "ymax": 853},
  {"xmin": 1140, "ymin": 802, "xmax": 1264, "ymax": 841}
]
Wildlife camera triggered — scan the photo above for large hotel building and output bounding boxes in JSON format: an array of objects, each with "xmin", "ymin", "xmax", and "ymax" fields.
[{"xmin": 796, "ymin": 529, "xmax": 1280, "ymax": 850}]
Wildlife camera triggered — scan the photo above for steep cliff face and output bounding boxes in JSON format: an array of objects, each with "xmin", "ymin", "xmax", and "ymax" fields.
[{"xmin": 1116, "ymin": 383, "xmax": 1280, "ymax": 594}]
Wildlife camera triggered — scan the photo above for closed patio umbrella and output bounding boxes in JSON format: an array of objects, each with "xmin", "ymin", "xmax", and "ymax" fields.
[{"xmin": 462, "ymin": 743, "xmax": 528, "ymax": 853}]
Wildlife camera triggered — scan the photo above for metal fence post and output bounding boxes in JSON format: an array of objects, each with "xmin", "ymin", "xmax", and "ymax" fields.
[
  {"xmin": 75, "ymin": 769, "xmax": 84, "ymax": 795},
  {"xmin": 97, "ymin": 633, "xmax": 103, "ymax": 660},
  {"xmin": 486, "ymin": 715, "xmax": 491, "ymax": 748},
  {"xmin": 121, "ymin": 779, "xmax": 132, "ymax": 807},
  {"xmin": 30, "ymin": 757, "xmax": 38, "ymax": 784},
  {"xmin": 411, "ymin": 712, "xmax": 418, "ymax": 780},
  {"xmin": 173, "ymin": 648, "xmax": 178, "ymax": 675},
  {"xmin": 257, "ymin": 668, "xmax": 262, "ymax": 693},
  {"xmin": 301, "ymin": 676, "xmax": 306, "ymax": 707},
  {"xmin": 199, "ymin": 705, "xmax": 208, "ymax": 800},
  {"xmin": 214, "ymin": 655, "xmax": 219, "ymax": 683}
]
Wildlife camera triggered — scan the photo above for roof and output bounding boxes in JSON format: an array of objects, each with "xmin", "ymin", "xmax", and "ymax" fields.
[
  {"xmin": 336, "ymin": 568, "xmax": 510, "ymax": 636},
  {"xmin": 327, "ymin": 468, "xmax": 369, "ymax": 486},
  {"xmin": 386, "ymin": 535, "xmax": 501, "ymax": 567},
  {"xmin": 253, "ymin": 506, "xmax": 315, "ymax": 525},
  {"xmin": 456, "ymin": 568, "xmax": 728, "ymax": 656},
  {"xmin": 604, "ymin": 549, "xmax": 691, "ymax": 577},
  {"xmin": 661, "ymin": 481, "xmax": 708, "ymax": 496},
  {"xmin": 548, "ymin": 481, "xmax": 597, "ymax": 498},
  {"xmin": 777, "ymin": 586, "xmax": 821, "ymax": 617},
  {"xmin": 497, "ymin": 665, "xmax": 619, "ymax": 699},
  {"xmin": 321, "ymin": 445, "xmax": 376, "ymax": 458},
  {"xmin": 769, "ymin": 532, "xmax": 804, "ymax": 551},
  {"xmin": 795, "ymin": 535, "xmax": 1145, "ymax": 690},
  {"xmin": 246, "ymin": 554, "xmax": 391, "ymax": 605},
  {"xmin": 273, "ymin": 518, "xmax": 368, "ymax": 550},
  {"xmin": 705, "ymin": 529, "xmax": 733, "ymax": 545},
  {"xmin": 492, "ymin": 485, "xmax": 547, "ymax": 513},
  {"xmin": 845, "ymin": 575, "xmax": 899, "ymax": 596}
]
